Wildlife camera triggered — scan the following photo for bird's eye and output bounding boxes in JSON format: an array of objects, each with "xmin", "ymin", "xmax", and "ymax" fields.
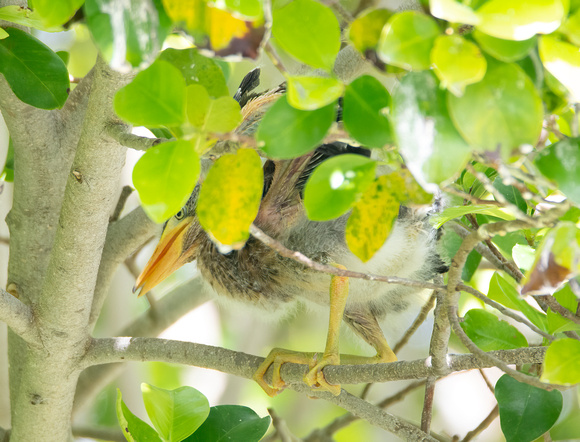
[{"xmin": 175, "ymin": 209, "xmax": 186, "ymax": 220}]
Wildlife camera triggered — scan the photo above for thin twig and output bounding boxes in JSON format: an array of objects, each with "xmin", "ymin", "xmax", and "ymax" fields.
[
  {"xmin": 458, "ymin": 284, "xmax": 555, "ymax": 341},
  {"xmin": 109, "ymin": 185, "xmax": 133, "ymax": 223},
  {"xmin": 478, "ymin": 369, "xmax": 495, "ymax": 395},
  {"xmin": 421, "ymin": 378, "xmax": 436, "ymax": 434},
  {"xmin": 303, "ymin": 381, "xmax": 426, "ymax": 441},
  {"xmin": 0, "ymin": 236, "xmax": 9, "ymax": 246},
  {"xmin": 250, "ymin": 224, "xmax": 442, "ymax": 291},
  {"xmin": 263, "ymin": 41, "xmax": 289, "ymax": 75},
  {"xmin": 534, "ymin": 294, "xmax": 580, "ymax": 326},
  {"xmin": 461, "ymin": 404, "xmax": 499, "ymax": 442},
  {"xmin": 393, "ymin": 290, "xmax": 437, "ymax": 354},
  {"xmin": 442, "ymin": 186, "xmax": 502, "ymax": 206},
  {"xmin": 106, "ymin": 123, "xmax": 163, "ymax": 151},
  {"xmin": 266, "ymin": 408, "xmax": 300, "ymax": 442}
]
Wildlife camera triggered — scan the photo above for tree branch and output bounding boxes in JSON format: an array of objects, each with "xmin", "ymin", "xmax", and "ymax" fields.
[
  {"xmin": 106, "ymin": 123, "xmax": 163, "ymax": 151},
  {"xmin": 74, "ymin": 277, "xmax": 211, "ymax": 412},
  {"xmin": 0, "ymin": 287, "xmax": 40, "ymax": 346},
  {"xmin": 89, "ymin": 206, "xmax": 158, "ymax": 330}
]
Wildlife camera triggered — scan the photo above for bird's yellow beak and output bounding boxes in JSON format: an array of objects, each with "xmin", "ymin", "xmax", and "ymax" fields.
[{"xmin": 134, "ymin": 216, "xmax": 197, "ymax": 297}]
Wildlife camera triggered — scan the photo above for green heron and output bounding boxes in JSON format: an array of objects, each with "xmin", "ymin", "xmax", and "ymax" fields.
[{"xmin": 135, "ymin": 69, "xmax": 447, "ymax": 396}]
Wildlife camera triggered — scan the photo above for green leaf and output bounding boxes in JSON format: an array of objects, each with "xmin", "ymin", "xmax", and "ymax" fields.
[
  {"xmin": 431, "ymin": 35, "xmax": 487, "ymax": 96},
  {"xmin": 541, "ymin": 338, "xmax": 580, "ymax": 385},
  {"xmin": 429, "ymin": 0, "xmax": 480, "ymax": 25},
  {"xmin": 116, "ymin": 389, "xmax": 162, "ymax": 442},
  {"xmin": 447, "ymin": 60, "xmax": 543, "ymax": 158},
  {"xmin": 561, "ymin": 8, "xmax": 580, "ymax": 46},
  {"xmin": 512, "ymin": 244, "xmax": 535, "ymax": 271},
  {"xmin": 431, "ymin": 205, "xmax": 515, "ymax": 228},
  {"xmin": 271, "ymin": 0, "xmax": 340, "ymax": 71},
  {"xmin": 535, "ymin": 137, "xmax": 580, "ymax": 205},
  {"xmin": 159, "ymin": 48, "xmax": 229, "ymax": 98},
  {"xmin": 303, "ymin": 154, "xmax": 376, "ymax": 221},
  {"xmin": 345, "ymin": 175, "xmax": 400, "ymax": 262},
  {"xmin": 133, "ymin": 140, "xmax": 200, "ymax": 223},
  {"xmin": 141, "ymin": 384, "xmax": 210, "ymax": 442},
  {"xmin": 225, "ymin": 0, "xmax": 263, "ymax": 19},
  {"xmin": 342, "ymin": 75, "xmax": 392, "ymax": 148},
  {"xmin": 460, "ymin": 309, "xmax": 528, "ymax": 351},
  {"xmin": 256, "ymin": 95, "xmax": 335, "ymax": 159},
  {"xmin": 463, "ymin": 249, "xmax": 482, "ymax": 282},
  {"xmin": 487, "ymin": 272, "xmax": 548, "ymax": 331},
  {"xmin": 286, "ymin": 76, "xmax": 344, "ymax": 111},
  {"xmin": 0, "ymin": 28, "xmax": 69, "ymax": 109},
  {"xmin": 377, "ymin": 11, "xmax": 440, "ymax": 71},
  {"xmin": 1, "ymin": 139, "xmax": 14, "ymax": 183},
  {"xmin": 32, "ymin": 0, "xmax": 83, "ymax": 27},
  {"xmin": 0, "ymin": 5, "xmax": 62, "ymax": 31},
  {"xmin": 476, "ymin": 0, "xmax": 565, "ymax": 41},
  {"xmin": 493, "ymin": 177, "xmax": 527, "ymax": 213},
  {"xmin": 197, "ymin": 149, "xmax": 263, "ymax": 249},
  {"xmin": 547, "ymin": 284, "xmax": 580, "ymax": 334},
  {"xmin": 85, "ymin": 0, "xmax": 167, "ymax": 69},
  {"xmin": 186, "ymin": 85, "xmax": 241, "ymax": 134},
  {"xmin": 473, "ymin": 30, "xmax": 536, "ymax": 62},
  {"xmin": 114, "ymin": 59, "xmax": 186, "ymax": 127},
  {"xmin": 495, "ymin": 374, "xmax": 563, "ymax": 442},
  {"xmin": 539, "ymin": 35, "xmax": 580, "ymax": 101},
  {"xmin": 185, "ymin": 405, "xmax": 270, "ymax": 442},
  {"xmin": 348, "ymin": 8, "xmax": 391, "ymax": 54},
  {"xmin": 391, "ymin": 71, "xmax": 472, "ymax": 188}
]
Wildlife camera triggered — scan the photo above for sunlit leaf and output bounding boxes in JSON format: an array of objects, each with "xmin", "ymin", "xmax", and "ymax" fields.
[
  {"xmin": 541, "ymin": 338, "xmax": 580, "ymax": 385},
  {"xmin": 476, "ymin": 0, "xmax": 565, "ymax": 41},
  {"xmin": 495, "ymin": 374, "xmax": 563, "ymax": 442},
  {"xmin": 160, "ymin": 48, "xmax": 229, "ymax": 97},
  {"xmin": 185, "ymin": 405, "xmax": 270, "ymax": 442},
  {"xmin": 225, "ymin": 0, "xmax": 263, "ymax": 19},
  {"xmin": 286, "ymin": 76, "xmax": 344, "ymax": 111},
  {"xmin": 447, "ymin": 60, "xmax": 543, "ymax": 157},
  {"xmin": 303, "ymin": 154, "xmax": 376, "ymax": 221},
  {"xmin": 142, "ymin": 384, "xmax": 210, "ymax": 442},
  {"xmin": 377, "ymin": 11, "xmax": 440, "ymax": 71},
  {"xmin": 197, "ymin": 149, "xmax": 263, "ymax": 249},
  {"xmin": 429, "ymin": 0, "xmax": 480, "ymax": 25},
  {"xmin": 133, "ymin": 140, "xmax": 200, "ymax": 223},
  {"xmin": 431, "ymin": 35, "xmax": 487, "ymax": 96},
  {"xmin": 547, "ymin": 284, "xmax": 580, "ymax": 334},
  {"xmin": 391, "ymin": 71, "xmax": 471, "ymax": 189},
  {"xmin": 348, "ymin": 8, "xmax": 391, "ymax": 54},
  {"xmin": 346, "ymin": 175, "xmax": 400, "ymax": 262},
  {"xmin": 116, "ymin": 389, "xmax": 161, "ymax": 442},
  {"xmin": 473, "ymin": 30, "xmax": 536, "ymax": 62},
  {"xmin": 561, "ymin": 8, "xmax": 580, "ymax": 46},
  {"xmin": 431, "ymin": 205, "xmax": 515, "ymax": 228},
  {"xmin": 33, "ymin": 0, "xmax": 83, "ymax": 27},
  {"xmin": 186, "ymin": 85, "xmax": 242, "ymax": 134},
  {"xmin": 342, "ymin": 75, "xmax": 392, "ymax": 148},
  {"xmin": 460, "ymin": 309, "xmax": 528, "ymax": 351},
  {"xmin": 256, "ymin": 95, "xmax": 336, "ymax": 159},
  {"xmin": 512, "ymin": 244, "xmax": 535, "ymax": 271},
  {"xmin": 0, "ymin": 5, "xmax": 62, "ymax": 31},
  {"xmin": 0, "ymin": 28, "xmax": 69, "ymax": 109},
  {"xmin": 114, "ymin": 59, "xmax": 186, "ymax": 127},
  {"xmin": 539, "ymin": 36, "xmax": 580, "ymax": 102},
  {"xmin": 487, "ymin": 272, "xmax": 548, "ymax": 331},
  {"xmin": 272, "ymin": 0, "xmax": 340, "ymax": 71}
]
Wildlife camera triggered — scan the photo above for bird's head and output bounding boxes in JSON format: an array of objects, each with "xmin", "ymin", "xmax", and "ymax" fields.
[{"xmin": 134, "ymin": 189, "xmax": 202, "ymax": 296}]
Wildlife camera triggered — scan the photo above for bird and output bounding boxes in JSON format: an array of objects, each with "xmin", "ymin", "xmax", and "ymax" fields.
[{"xmin": 134, "ymin": 68, "xmax": 448, "ymax": 396}]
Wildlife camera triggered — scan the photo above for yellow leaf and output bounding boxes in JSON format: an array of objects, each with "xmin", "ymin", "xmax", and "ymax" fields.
[
  {"xmin": 197, "ymin": 149, "xmax": 263, "ymax": 249},
  {"xmin": 346, "ymin": 175, "xmax": 400, "ymax": 262},
  {"xmin": 161, "ymin": 0, "xmax": 206, "ymax": 31},
  {"xmin": 208, "ymin": 7, "xmax": 249, "ymax": 50}
]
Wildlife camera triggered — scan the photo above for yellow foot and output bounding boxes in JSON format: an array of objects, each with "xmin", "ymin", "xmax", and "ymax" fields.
[{"xmin": 253, "ymin": 348, "xmax": 342, "ymax": 397}]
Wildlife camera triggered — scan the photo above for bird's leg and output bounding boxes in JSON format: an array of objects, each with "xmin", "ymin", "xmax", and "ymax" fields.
[{"xmin": 253, "ymin": 265, "xmax": 350, "ymax": 397}]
